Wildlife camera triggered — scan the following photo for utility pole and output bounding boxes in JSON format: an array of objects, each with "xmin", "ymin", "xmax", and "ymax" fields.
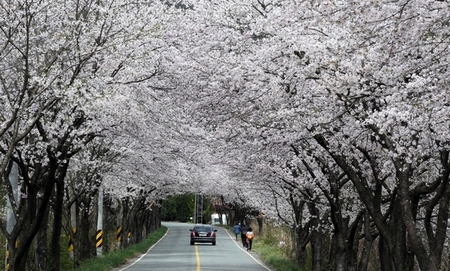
[{"xmin": 195, "ymin": 194, "xmax": 203, "ymax": 224}]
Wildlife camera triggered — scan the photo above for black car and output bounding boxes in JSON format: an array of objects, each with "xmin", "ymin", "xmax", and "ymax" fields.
[{"xmin": 190, "ymin": 224, "xmax": 217, "ymax": 245}]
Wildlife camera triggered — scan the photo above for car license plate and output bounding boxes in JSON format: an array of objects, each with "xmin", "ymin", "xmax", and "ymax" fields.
[{"xmin": 199, "ymin": 233, "xmax": 207, "ymax": 237}]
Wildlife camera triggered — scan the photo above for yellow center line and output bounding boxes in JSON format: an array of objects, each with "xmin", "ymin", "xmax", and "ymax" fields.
[{"xmin": 195, "ymin": 245, "xmax": 201, "ymax": 271}]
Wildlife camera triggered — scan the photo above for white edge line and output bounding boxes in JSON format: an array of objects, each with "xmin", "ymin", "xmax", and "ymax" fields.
[
  {"xmin": 224, "ymin": 228, "xmax": 273, "ymax": 271},
  {"xmin": 117, "ymin": 228, "xmax": 170, "ymax": 271}
]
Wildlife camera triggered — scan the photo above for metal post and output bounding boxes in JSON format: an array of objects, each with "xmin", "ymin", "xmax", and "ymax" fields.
[
  {"xmin": 96, "ymin": 185, "xmax": 103, "ymax": 256},
  {"xmin": 117, "ymin": 199, "xmax": 123, "ymax": 248}
]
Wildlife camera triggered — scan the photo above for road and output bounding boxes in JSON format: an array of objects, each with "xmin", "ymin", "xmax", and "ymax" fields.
[{"xmin": 113, "ymin": 222, "xmax": 272, "ymax": 271}]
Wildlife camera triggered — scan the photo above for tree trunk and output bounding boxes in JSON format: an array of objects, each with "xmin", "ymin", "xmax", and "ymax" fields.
[
  {"xmin": 357, "ymin": 213, "xmax": 374, "ymax": 271},
  {"xmin": 9, "ymin": 158, "xmax": 58, "ymax": 271},
  {"xmin": 398, "ymin": 170, "xmax": 438, "ymax": 271},
  {"xmin": 379, "ymin": 237, "xmax": 393, "ymax": 271},
  {"xmin": 425, "ymin": 150, "xmax": 450, "ymax": 268},
  {"xmin": 256, "ymin": 214, "xmax": 264, "ymax": 234},
  {"xmin": 295, "ymin": 241, "xmax": 307, "ymax": 269},
  {"xmin": 49, "ymin": 176, "xmax": 65, "ymax": 271},
  {"xmin": 334, "ymin": 230, "xmax": 348, "ymax": 271},
  {"xmin": 34, "ymin": 205, "xmax": 49, "ymax": 271},
  {"xmin": 308, "ymin": 203, "xmax": 326, "ymax": 271},
  {"xmin": 310, "ymin": 227, "xmax": 325, "ymax": 271},
  {"xmin": 79, "ymin": 208, "xmax": 92, "ymax": 260}
]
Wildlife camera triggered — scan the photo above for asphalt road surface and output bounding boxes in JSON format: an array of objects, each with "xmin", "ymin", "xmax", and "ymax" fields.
[{"xmin": 112, "ymin": 221, "xmax": 272, "ymax": 271}]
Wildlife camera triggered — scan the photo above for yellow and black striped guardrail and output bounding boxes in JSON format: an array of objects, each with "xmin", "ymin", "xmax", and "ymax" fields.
[
  {"xmin": 117, "ymin": 226, "xmax": 123, "ymax": 243},
  {"xmin": 96, "ymin": 230, "xmax": 103, "ymax": 248}
]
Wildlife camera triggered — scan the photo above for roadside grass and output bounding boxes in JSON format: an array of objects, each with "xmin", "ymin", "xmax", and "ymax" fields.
[
  {"xmin": 252, "ymin": 238, "xmax": 303, "ymax": 271},
  {"xmin": 62, "ymin": 226, "xmax": 167, "ymax": 271},
  {"xmin": 226, "ymin": 224, "xmax": 303, "ymax": 271}
]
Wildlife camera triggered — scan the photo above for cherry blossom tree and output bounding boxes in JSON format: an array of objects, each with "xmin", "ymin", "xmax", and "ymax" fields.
[
  {"xmin": 165, "ymin": 0, "xmax": 450, "ymax": 270},
  {"xmin": 1, "ymin": 0, "xmax": 449, "ymax": 270},
  {"xmin": 0, "ymin": 0, "xmax": 174, "ymax": 269}
]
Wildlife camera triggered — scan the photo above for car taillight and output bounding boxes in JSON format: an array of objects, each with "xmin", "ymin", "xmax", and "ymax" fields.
[
  {"xmin": 192, "ymin": 232, "xmax": 196, "ymax": 237},
  {"xmin": 210, "ymin": 232, "xmax": 215, "ymax": 237}
]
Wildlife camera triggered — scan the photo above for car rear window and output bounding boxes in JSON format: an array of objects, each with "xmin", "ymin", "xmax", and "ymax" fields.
[{"xmin": 195, "ymin": 226, "xmax": 212, "ymax": 232}]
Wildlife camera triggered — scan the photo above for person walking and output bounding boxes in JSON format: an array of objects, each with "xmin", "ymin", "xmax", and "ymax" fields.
[
  {"xmin": 241, "ymin": 224, "xmax": 248, "ymax": 248},
  {"xmin": 233, "ymin": 223, "xmax": 241, "ymax": 240},
  {"xmin": 245, "ymin": 227, "xmax": 255, "ymax": 251}
]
